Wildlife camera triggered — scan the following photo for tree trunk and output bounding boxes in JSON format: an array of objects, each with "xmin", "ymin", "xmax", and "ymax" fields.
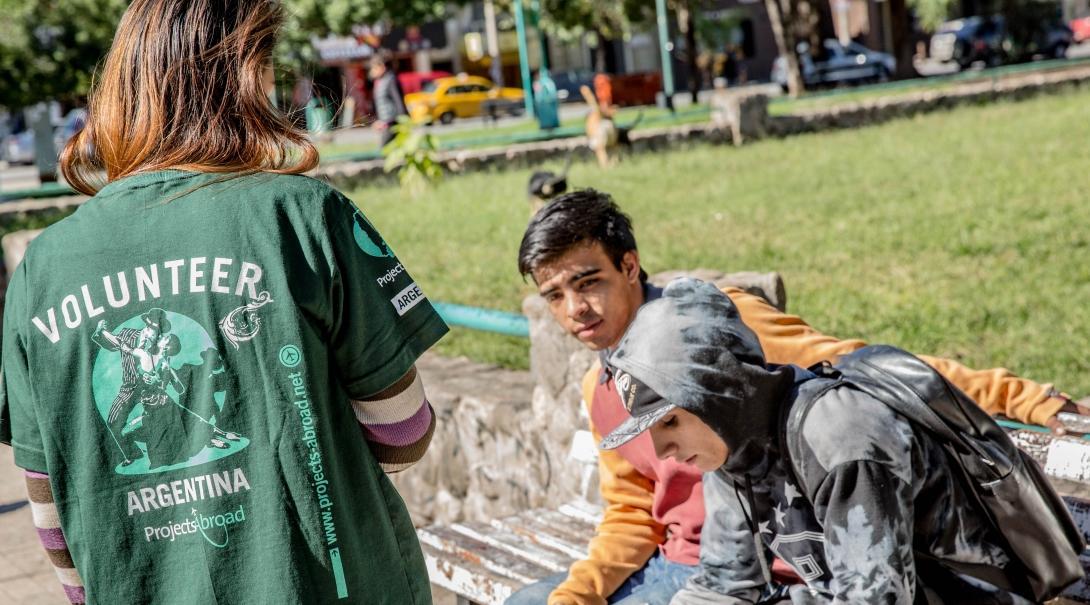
[
  {"xmin": 766, "ymin": 0, "xmax": 804, "ymax": 96},
  {"xmin": 888, "ymin": 0, "xmax": 918, "ymax": 79},
  {"xmin": 592, "ymin": 27, "xmax": 608, "ymax": 73},
  {"xmin": 681, "ymin": 6, "xmax": 700, "ymax": 103}
]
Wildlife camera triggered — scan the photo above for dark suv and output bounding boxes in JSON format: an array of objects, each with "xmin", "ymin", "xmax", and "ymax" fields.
[{"xmin": 930, "ymin": 16, "xmax": 1072, "ymax": 69}]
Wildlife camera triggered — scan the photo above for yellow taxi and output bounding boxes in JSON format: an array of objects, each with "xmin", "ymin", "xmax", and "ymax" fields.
[{"xmin": 405, "ymin": 75, "xmax": 525, "ymax": 124}]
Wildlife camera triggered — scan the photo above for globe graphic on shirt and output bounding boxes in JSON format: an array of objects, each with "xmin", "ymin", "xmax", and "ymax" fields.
[
  {"xmin": 91, "ymin": 310, "xmax": 249, "ymax": 475},
  {"xmin": 352, "ymin": 212, "xmax": 395, "ymax": 258}
]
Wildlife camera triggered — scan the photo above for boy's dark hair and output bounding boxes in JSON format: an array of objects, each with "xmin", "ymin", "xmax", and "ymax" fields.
[{"xmin": 518, "ymin": 189, "xmax": 648, "ymax": 282}]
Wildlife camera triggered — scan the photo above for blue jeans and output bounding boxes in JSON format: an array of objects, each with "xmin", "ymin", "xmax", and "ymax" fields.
[{"xmin": 504, "ymin": 551, "xmax": 698, "ymax": 605}]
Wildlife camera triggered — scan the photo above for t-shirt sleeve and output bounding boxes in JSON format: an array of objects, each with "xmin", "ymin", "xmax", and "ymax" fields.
[
  {"xmin": 1, "ymin": 262, "xmax": 48, "ymax": 471},
  {"xmin": 322, "ymin": 189, "xmax": 448, "ymax": 398}
]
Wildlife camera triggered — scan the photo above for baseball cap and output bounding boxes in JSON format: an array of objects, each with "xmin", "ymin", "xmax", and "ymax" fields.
[{"xmin": 598, "ymin": 369, "xmax": 676, "ymax": 450}]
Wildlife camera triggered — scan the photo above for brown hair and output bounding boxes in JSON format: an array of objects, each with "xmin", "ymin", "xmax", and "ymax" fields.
[{"xmin": 60, "ymin": 0, "xmax": 318, "ymax": 195}]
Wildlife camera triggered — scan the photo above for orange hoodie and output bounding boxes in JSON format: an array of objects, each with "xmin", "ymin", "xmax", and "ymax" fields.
[{"xmin": 547, "ymin": 287, "xmax": 1068, "ymax": 605}]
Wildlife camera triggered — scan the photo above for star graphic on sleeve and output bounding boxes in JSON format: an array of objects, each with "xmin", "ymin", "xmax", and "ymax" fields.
[
  {"xmin": 759, "ymin": 520, "xmax": 772, "ymax": 535},
  {"xmin": 783, "ymin": 482, "xmax": 801, "ymax": 504},
  {"xmin": 774, "ymin": 503, "xmax": 787, "ymax": 528}
]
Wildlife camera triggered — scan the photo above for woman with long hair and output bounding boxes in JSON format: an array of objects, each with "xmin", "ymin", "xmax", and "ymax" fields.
[{"xmin": 1, "ymin": 1, "xmax": 447, "ymax": 602}]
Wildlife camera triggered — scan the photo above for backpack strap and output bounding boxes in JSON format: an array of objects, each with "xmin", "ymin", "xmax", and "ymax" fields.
[
  {"xmin": 837, "ymin": 355, "xmax": 1006, "ymax": 472},
  {"xmin": 778, "ymin": 372, "xmax": 1024, "ymax": 598},
  {"xmin": 777, "ymin": 374, "xmax": 843, "ymax": 499}
]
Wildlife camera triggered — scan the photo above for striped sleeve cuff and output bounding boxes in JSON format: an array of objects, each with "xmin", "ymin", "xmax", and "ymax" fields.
[
  {"xmin": 25, "ymin": 471, "xmax": 86, "ymax": 604},
  {"xmin": 351, "ymin": 366, "xmax": 435, "ymax": 473}
]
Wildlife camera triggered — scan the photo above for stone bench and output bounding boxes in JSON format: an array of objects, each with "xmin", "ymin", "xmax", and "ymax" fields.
[
  {"xmin": 421, "ymin": 428, "xmax": 1090, "ymax": 604},
  {"xmin": 420, "ymin": 428, "xmax": 602, "ymax": 604}
]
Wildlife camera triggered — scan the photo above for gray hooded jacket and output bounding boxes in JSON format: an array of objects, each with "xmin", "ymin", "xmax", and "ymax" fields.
[{"xmin": 608, "ymin": 278, "xmax": 1030, "ymax": 605}]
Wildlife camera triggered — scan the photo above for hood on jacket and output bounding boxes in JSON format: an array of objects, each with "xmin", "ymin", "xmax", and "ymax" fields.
[{"xmin": 603, "ymin": 278, "xmax": 794, "ymax": 473}]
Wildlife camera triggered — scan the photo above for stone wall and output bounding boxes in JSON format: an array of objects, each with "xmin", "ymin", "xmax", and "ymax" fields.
[{"xmin": 767, "ymin": 62, "xmax": 1090, "ymax": 138}]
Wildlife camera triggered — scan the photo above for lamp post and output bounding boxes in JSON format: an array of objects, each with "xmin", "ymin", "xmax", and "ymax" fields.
[
  {"xmin": 513, "ymin": 0, "xmax": 535, "ymax": 118},
  {"xmin": 530, "ymin": 0, "xmax": 549, "ymax": 72},
  {"xmin": 654, "ymin": 0, "xmax": 675, "ymax": 110},
  {"xmin": 483, "ymin": 0, "xmax": 503, "ymax": 86}
]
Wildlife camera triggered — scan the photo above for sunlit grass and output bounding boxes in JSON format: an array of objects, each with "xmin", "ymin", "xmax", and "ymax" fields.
[{"xmin": 347, "ymin": 87, "xmax": 1090, "ymax": 397}]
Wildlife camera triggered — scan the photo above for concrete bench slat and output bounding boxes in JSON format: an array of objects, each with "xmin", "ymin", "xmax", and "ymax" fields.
[
  {"xmin": 1009, "ymin": 430, "xmax": 1090, "ymax": 499},
  {"xmin": 557, "ymin": 500, "xmax": 604, "ymax": 525},
  {"xmin": 451, "ymin": 521, "xmax": 577, "ymax": 573},
  {"xmin": 489, "ymin": 514, "xmax": 591, "ymax": 560},
  {"xmin": 534, "ymin": 510, "xmax": 599, "ymax": 537},
  {"xmin": 421, "ymin": 542, "xmax": 518, "ymax": 605},
  {"xmin": 418, "ymin": 525, "xmax": 554, "ymax": 585}
]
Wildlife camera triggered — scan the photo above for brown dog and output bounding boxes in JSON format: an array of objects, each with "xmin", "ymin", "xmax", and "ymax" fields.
[
  {"xmin": 581, "ymin": 85, "xmax": 619, "ymax": 168},
  {"xmin": 580, "ymin": 85, "xmax": 642, "ymax": 169}
]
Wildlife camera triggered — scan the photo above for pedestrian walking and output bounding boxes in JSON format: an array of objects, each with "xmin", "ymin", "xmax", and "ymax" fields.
[{"xmin": 370, "ymin": 53, "xmax": 408, "ymax": 148}]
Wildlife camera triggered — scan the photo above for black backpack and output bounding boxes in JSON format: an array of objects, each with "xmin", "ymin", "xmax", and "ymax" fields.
[{"xmin": 781, "ymin": 344, "xmax": 1086, "ymax": 602}]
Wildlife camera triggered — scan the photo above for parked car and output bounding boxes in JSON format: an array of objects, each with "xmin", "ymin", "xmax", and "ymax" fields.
[
  {"xmin": 0, "ymin": 108, "xmax": 87, "ymax": 166},
  {"xmin": 397, "ymin": 70, "xmax": 452, "ymax": 96},
  {"xmin": 549, "ymin": 69, "xmax": 596, "ymax": 103},
  {"xmin": 930, "ymin": 16, "xmax": 1072, "ymax": 69},
  {"xmin": 772, "ymin": 39, "xmax": 895, "ymax": 91},
  {"xmin": 1, "ymin": 130, "xmax": 35, "ymax": 165},
  {"xmin": 54, "ymin": 108, "xmax": 87, "ymax": 152},
  {"xmin": 1070, "ymin": 16, "xmax": 1090, "ymax": 44},
  {"xmin": 405, "ymin": 75, "xmax": 524, "ymax": 124}
]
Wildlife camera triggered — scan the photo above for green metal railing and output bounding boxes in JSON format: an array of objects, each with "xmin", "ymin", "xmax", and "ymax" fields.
[
  {"xmin": 0, "ymin": 182, "xmax": 76, "ymax": 202},
  {"xmin": 432, "ymin": 302, "xmax": 530, "ymax": 338}
]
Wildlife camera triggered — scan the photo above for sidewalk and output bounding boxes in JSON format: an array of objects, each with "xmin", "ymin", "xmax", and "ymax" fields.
[{"xmin": 0, "ymin": 446, "xmax": 67, "ymax": 604}]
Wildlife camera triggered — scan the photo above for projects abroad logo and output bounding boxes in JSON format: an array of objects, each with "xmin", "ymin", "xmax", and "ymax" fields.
[{"xmin": 143, "ymin": 504, "xmax": 247, "ymax": 549}]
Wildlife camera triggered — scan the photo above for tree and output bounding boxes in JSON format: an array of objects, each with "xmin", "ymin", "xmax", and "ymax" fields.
[
  {"xmin": 537, "ymin": 0, "xmax": 630, "ymax": 72},
  {"xmin": 764, "ymin": 0, "xmax": 805, "ymax": 96},
  {"xmin": 910, "ymin": 0, "xmax": 956, "ymax": 31},
  {"xmin": 0, "ymin": 0, "xmax": 128, "ymax": 110}
]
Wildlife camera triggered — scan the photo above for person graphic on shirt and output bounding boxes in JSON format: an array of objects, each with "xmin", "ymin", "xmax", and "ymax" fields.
[
  {"xmin": 91, "ymin": 309, "xmax": 176, "ymax": 465},
  {"xmin": 508, "ymin": 189, "xmax": 1088, "ymax": 605}
]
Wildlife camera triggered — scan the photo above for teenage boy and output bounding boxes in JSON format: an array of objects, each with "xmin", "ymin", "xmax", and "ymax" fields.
[
  {"xmin": 599, "ymin": 277, "xmax": 1063, "ymax": 603},
  {"xmin": 508, "ymin": 189, "xmax": 1084, "ymax": 605}
]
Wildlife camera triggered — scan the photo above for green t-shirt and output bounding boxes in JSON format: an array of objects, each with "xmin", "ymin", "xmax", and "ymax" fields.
[{"xmin": 0, "ymin": 170, "xmax": 448, "ymax": 604}]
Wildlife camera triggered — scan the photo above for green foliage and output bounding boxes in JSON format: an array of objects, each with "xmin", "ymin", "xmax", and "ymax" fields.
[
  {"xmin": 282, "ymin": 0, "xmax": 452, "ymax": 36},
  {"xmin": 909, "ymin": 0, "xmax": 956, "ymax": 32},
  {"xmin": 0, "ymin": 0, "xmax": 471, "ymax": 108},
  {"xmin": 381, "ymin": 116, "xmax": 442, "ymax": 197},
  {"xmin": 0, "ymin": 0, "xmax": 128, "ymax": 109},
  {"xmin": 537, "ymin": 0, "xmax": 630, "ymax": 40},
  {"xmin": 347, "ymin": 87, "xmax": 1090, "ymax": 394}
]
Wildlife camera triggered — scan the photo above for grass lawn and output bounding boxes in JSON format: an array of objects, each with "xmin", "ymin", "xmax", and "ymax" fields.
[{"xmin": 345, "ymin": 86, "xmax": 1090, "ymax": 396}]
